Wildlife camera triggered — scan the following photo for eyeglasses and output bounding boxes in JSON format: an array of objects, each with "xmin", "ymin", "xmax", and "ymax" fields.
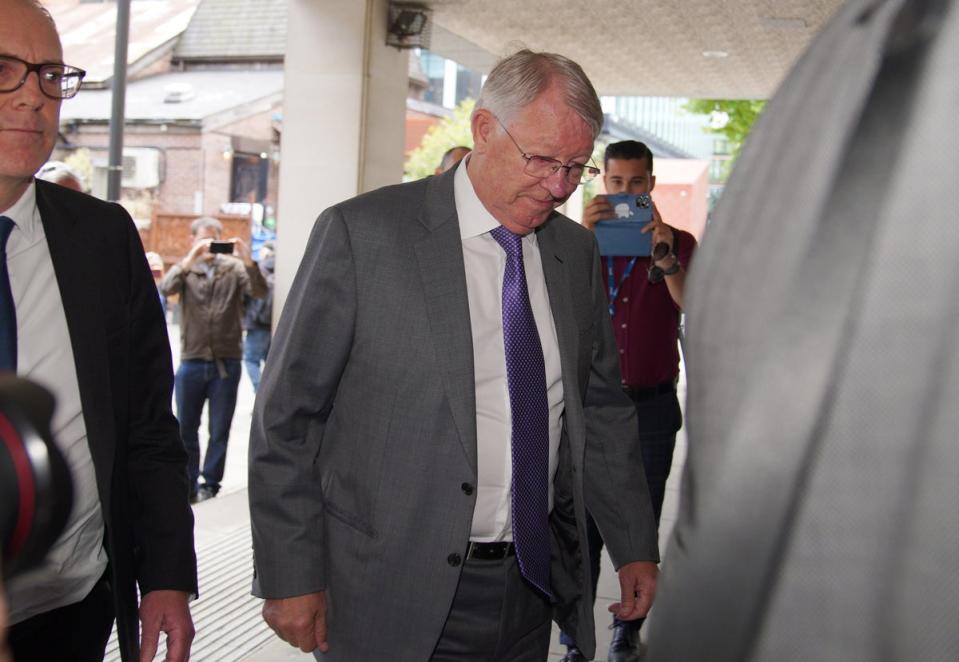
[
  {"xmin": 493, "ymin": 114, "xmax": 600, "ymax": 186},
  {"xmin": 0, "ymin": 55, "xmax": 86, "ymax": 100}
]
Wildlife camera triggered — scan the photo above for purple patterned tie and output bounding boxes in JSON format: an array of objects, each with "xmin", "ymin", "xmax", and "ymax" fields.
[{"xmin": 490, "ymin": 225, "xmax": 551, "ymax": 597}]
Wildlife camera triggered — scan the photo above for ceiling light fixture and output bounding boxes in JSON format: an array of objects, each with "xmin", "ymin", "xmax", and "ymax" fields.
[{"xmin": 702, "ymin": 50, "xmax": 729, "ymax": 59}]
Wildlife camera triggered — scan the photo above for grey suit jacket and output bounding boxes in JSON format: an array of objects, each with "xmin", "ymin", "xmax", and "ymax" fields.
[
  {"xmin": 249, "ymin": 166, "xmax": 658, "ymax": 661},
  {"xmin": 645, "ymin": 0, "xmax": 959, "ymax": 660}
]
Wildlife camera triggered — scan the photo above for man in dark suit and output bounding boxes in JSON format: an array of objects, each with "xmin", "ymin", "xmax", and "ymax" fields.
[
  {"xmin": 644, "ymin": 0, "xmax": 959, "ymax": 660},
  {"xmin": 250, "ymin": 50, "xmax": 660, "ymax": 661},
  {"xmin": 0, "ymin": 2, "xmax": 197, "ymax": 660}
]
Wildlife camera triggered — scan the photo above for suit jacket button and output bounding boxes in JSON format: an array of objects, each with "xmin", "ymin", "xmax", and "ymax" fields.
[
  {"xmin": 447, "ymin": 553, "xmax": 462, "ymax": 567},
  {"xmin": 461, "ymin": 482, "xmax": 474, "ymax": 495}
]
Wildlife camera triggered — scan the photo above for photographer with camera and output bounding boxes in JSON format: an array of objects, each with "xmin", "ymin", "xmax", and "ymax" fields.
[
  {"xmin": 160, "ymin": 217, "xmax": 266, "ymax": 504},
  {"xmin": 560, "ymin": 141, "xmax": 697, "ymax": 662},
  {"xmin": 0, "ymin": 2, "xmax": 197, "ymax": 660}
]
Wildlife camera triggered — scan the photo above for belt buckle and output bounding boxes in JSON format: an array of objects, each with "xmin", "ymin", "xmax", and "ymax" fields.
[{"xmin": 466, "ymin": 541, "xmax": 512, "ymax": 560}]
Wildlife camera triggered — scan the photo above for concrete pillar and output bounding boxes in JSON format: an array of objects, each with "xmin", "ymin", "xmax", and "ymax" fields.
[
  {"xmin": 562, "ymin": 184, "xmax": 585, "ymax": 223},
  {"xmin": 274, "ymin": 0, "xmax": 408, "ymax": 313}
]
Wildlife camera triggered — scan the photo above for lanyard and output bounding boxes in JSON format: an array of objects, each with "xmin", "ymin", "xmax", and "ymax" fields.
[{"xmin": 607, "ymin": 256, "xmax": 638, "ymax": 317}]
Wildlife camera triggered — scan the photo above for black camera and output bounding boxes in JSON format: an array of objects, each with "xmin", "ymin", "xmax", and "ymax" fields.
[{"xmin": 0, "ymin": 377, "xmax": 73, "ymax": 579}]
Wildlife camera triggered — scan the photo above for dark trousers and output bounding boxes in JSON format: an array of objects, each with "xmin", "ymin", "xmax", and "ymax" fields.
[
  {"xmin": 175, "ymin": 358, "xmax": 242, "ymax": 495},
  {"xmin": 8, "ymin": 572, "xmax": 115, "ymax": 662},
  {"xmin": 431, "ymin": 555, "xmax": 552, "ymax": 661},
  {"xmin": 561, "ymin": 388, "xmax": 682, "ymax": 647}
]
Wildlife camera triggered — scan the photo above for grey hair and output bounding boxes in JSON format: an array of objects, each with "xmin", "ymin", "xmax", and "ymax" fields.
[
  {"xmin": 475, "ymin": 49, "xmax": 604, "ymax": 138},
  {"xmin": 190, "ymin": 216, "xmax": 223, "ymax": 236}
]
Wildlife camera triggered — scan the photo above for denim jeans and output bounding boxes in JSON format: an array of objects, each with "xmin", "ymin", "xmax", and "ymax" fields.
[
  {"xmin": 243, "ymin": 328, "xmax": 271, "ymax": 393},
  {"xmin": 174, "ymin": 358, "xmax": 241, "ymax": 495}
]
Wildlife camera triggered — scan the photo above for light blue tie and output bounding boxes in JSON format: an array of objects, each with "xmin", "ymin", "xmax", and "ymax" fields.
[
  {"xmin": 490, "ymin": 225, "xmax": 551, "ymax": 598},
  {"xmin": 0, "ymin": 216, "xmax": 17, "ymax": 372}
]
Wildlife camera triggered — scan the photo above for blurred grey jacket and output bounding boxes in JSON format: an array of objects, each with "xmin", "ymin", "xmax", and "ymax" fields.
[{"xmin": 645, "ymin": 0, "xmax": 959, "ymax": 660}]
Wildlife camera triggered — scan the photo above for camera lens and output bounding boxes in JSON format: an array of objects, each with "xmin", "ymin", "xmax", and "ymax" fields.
[{"xmin": 1, "ymin": 378, "xmax": 73, "ymax": 579}]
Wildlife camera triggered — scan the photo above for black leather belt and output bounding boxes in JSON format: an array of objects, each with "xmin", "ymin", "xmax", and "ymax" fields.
[
  {"xmin": 623, "ymin": 379, "xmax": 677, "ymax": 401},
  {"xmin": 466, "ymin": 541, "xmax": 516, "ymax": 560}
]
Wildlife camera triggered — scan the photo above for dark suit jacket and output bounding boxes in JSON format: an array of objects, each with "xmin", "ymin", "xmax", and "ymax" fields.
[
  {"xmin": 249, "ymin": 167, "xmax": 659, "ymax": 661},
  {"xmin": 34, "ymin": 180, "xmax": 197, "ymax": 661}
]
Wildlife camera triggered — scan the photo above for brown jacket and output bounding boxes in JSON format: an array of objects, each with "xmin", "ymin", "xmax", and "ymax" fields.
[{"xmin": 160, "ymin": 255, "xmax": 267, "ymax": 360}]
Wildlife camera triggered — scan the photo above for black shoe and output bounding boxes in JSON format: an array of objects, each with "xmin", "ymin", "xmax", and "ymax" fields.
[
  {"xmin": 607, "ymin": 623, "xmax": 643, "ymax": 662},
  {"xmin": 192, "ymin": 485, "xmax": 216, "ymax": 504},
  {"xmin": 561, "ymin": 647, "xmax": 588, "ymax": 662}
]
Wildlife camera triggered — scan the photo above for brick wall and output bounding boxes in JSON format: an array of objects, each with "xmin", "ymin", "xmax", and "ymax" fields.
[{"xmin": 56, "ymin": 105, "xmax": 280, "ymax": 219}]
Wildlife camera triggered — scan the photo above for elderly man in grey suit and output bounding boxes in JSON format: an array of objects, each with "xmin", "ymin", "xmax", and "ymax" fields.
[{"xmin": 249, "ymin": 49, "xmax": 660, "ymax": 661}]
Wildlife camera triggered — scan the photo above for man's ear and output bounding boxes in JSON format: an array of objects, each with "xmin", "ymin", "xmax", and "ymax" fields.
[
  {"xmin": 649, "ymin": 174, "xmax": 656, "ymax": 192},
  {"xmin": 471, "ymin": 109, "xmax": 495, "ymax": 154}
]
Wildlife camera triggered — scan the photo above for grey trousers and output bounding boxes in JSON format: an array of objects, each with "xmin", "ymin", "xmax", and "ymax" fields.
[{"xmin": 431, "ymin": 554, "xmax": 552, "ymax": 661}]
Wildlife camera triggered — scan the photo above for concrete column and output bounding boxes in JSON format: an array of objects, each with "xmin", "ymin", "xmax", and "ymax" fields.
[
  {"xmin": 442, "ymin": 58, "xmax": 458, "ymax": 108},
  {"xmin": 562, "ymin": 184, "xmax": 585, "ymax": 223},
  {"xmin": 274, "ymin": 0, "xmax": 408, "ymax": 313}
]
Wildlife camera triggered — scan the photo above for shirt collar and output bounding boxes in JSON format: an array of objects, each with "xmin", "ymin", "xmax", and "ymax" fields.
[
  {"xmin": 454, "ymin": 156, "xmax": 517, "ymax": 241},
  {"xmin": 0, "ymin": 180, "xmax": 41, "ymax": 241}
]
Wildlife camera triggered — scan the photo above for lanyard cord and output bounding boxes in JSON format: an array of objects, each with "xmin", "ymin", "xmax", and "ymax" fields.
[{"xmin": 607, "ymin": 256, "xmax": 639, "ymax": 317}]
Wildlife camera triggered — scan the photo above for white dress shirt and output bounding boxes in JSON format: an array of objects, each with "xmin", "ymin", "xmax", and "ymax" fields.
[
  {"xmin": 2, "ymin": 181, "xmax": 107, "ymax": 624},
  {"xmin": 454, "ymin": 159, "xmax": 565, "ymax": 542}
]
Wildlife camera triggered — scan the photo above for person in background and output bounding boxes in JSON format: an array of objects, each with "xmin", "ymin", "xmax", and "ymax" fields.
[
  {"xmin": 559, "ymin": 140, "xmax": 697, "ymax": 662},
  {"xmin": 35, "ymin": 160, "xmax": 83, "ymax": 192},
  {"xmin": 145, "ymin": 250, "xmax": 166, "ymax": 313},
  {"xmin": 435, "ymin": 145, "xmax": 471, "ymax": 175},
  {"xmin": 160, "ymin": 217, "xmax": 266, "ymax": 503},
  {"xmin": 242, "ymin": 241, "xmax": 274, "ymax": 393}
]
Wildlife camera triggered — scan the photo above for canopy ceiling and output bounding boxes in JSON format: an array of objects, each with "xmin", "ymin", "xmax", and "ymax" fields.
[{"xmin": 424, "ymin": 0, "xmax": 844, "ymax": 99}]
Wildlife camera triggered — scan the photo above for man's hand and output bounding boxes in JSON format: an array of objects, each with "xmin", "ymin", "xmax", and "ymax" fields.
[
  {"xmin": 609, "ymin": 561, "xmax": 658, "ymax": 621},
  {"xmin": 231, "ymin": 237, "xmax": 254, "ymax": 268},
  {"xmin": 642, "ymin": 201, "xmax": 675, "ymax": 265},
  {"xmin": 180, "ymin": 238, "xmax": 213, "ymax": 271},
  {"xmin": 582, "ymin": 195, "xmax": 615, "ymax": 231},
  {"xmin": 262, "ymin": 592, "xmax": 329, "ymax": 654},
  {"xmin": 139, "ymin": 590, "xmax": 194, "ymax": 662}
]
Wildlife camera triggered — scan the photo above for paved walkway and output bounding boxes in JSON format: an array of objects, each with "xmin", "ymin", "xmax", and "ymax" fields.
[{"xmin": 108, "ymin": 324, "xmax": 687, "ymax": 661}]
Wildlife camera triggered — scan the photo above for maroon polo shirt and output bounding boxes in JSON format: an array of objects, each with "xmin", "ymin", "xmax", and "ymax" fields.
[{"xmin": 604, "ymin": 229, "xmax": 697, "ymax": 387}]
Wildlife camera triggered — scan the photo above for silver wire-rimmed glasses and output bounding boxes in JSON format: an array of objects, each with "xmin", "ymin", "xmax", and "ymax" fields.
[{"xmin": 492, "ymin": 114, "xmax": 600, "ymax": 186}]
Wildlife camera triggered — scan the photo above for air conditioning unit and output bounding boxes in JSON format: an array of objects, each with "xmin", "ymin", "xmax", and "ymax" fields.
[{"xmin": 121, "ymin": 148, "xmax": 161, "ymax": 188}]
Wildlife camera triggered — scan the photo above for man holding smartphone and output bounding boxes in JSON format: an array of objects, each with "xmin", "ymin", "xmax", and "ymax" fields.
[
  {"xmin": 161, "ymin": 216, "xmax": 267, "ymax": 503},
  {"xmin": 561, "ymin": 141, "xmax": 697, "ymax": 662}
]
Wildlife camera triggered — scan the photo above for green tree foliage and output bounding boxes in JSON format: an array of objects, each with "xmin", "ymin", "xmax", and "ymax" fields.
[
  {"xmin": 684, "ymin": 99, "xmax": 766, "ymax": 178},
  {"xmin": 405, "ymin": 98, "xmax": 475, "ymax": 180}
]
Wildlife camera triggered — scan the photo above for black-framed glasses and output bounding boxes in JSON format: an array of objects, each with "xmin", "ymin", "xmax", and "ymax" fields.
[
  {"xmin": 493, "ymin": 114, "xmax": 600, "ymax": 186},
  {"xmin": 0, "ymin": 55, "xmax": 86, "ymax": 100}
]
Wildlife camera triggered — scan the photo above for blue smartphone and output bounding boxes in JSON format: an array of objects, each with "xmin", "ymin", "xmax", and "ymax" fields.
[{"xmin": 594, "ymin": 193, "xmax": 653, "ymax": 256}]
